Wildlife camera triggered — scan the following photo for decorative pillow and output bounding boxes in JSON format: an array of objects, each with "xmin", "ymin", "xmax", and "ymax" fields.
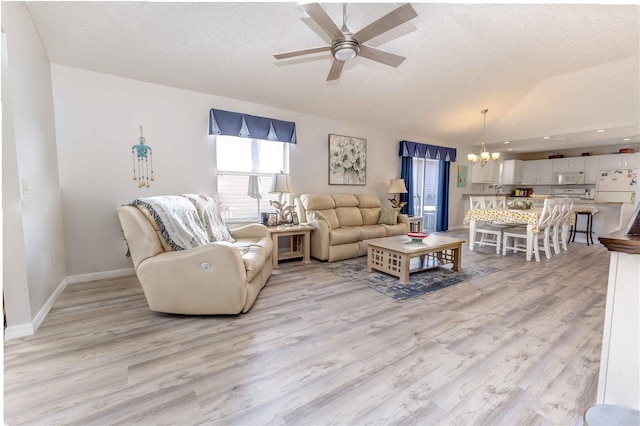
[
  {"xmin": 378, "ymin": 208, "xmax": 398, "ymax": 225},
  {"xmin": 181, "ymin": 194, "xmax": 235, "ymax": 243}
]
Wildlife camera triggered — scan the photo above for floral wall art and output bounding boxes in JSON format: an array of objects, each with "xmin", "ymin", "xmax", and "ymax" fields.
[{"xmin": 328, "ymin": 134, "xmax": 366, "ymax": 185}]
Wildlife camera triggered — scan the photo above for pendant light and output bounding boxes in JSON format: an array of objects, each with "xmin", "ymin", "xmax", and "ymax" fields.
[{"xmin": 468, "ymin": 109, "xmax": 500, "ymax": 166}]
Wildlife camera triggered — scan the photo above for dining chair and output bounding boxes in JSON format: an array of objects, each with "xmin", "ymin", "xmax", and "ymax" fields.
[
  {"xmin": 469, "ymin": 196, "xmax": 513, "ymax": 254},
  {"xmin": 502, "ymin": 198, "xmax": 560, "ymax": 262},
  {"xmin": 554, "ymin": 198, "xmax": 579, "ymax": 253},
  {"xmin": 469, "ymin": 196, "xmax": 504, "ymax": 254}
]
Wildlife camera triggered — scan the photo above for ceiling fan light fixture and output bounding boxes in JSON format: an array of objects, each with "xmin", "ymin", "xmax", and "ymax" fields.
[{"xmin": 331, "ymin": 40, "xmax": 360, "ymax": 61}]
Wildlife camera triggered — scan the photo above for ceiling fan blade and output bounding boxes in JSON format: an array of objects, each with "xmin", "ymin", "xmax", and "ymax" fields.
[
  {"xmin": 327, "ymin": 59, "xmax": 345, "ymax": 81},
  {"xmin": 352, "ymin": 3, "xmax": 418, "ymax": 44},
  {"xmin": 301, "ymin": 3, "xmax": 344, "ymax": 41},
  {"xmin": 358, "ymin": 45, "xmax": 406, "ymax": 67},
  {"xmin": 274, "ymin": 45, "xmax": 331, "ymax": 60}
]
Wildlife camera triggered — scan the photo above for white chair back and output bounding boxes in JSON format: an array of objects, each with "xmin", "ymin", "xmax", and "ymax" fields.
[
  {"xmin": 469, "ymin": 196, "xmax": 486, "ymax": 210},
  {"xmin": 484, "ymin": 196, "xmax": 497, "ymax": 208},
  {"xmin": 538, "ymin": 198, "xmax": 559, "ymax": 230},
  {"xmin": 619, "ymin": 201, "xmax": 638, "ymax": 230},
  {"xmin": 495, "ymin": 196, "xmax": 507, "ymax": 208}
]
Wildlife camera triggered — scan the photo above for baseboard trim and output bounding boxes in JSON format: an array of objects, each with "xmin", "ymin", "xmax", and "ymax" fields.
[
  {"xmin": 66, "ymin": 268, "xmax": 135, "ymax": 284},
  {"xmin": 4, "ymin": 323, "xmax": 35, "ymax": 340},
  {"xmin": 32, "ymin": 277, "xmax": 69, "ymax": 332},
  {"xmin": 4, "ymin": 268, "xmax": 136, "ymax": 340}
]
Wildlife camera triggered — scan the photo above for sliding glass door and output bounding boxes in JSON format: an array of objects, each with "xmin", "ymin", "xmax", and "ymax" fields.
[{"xmin": 411, "ymin": 158, "xmax": 440, "ymax": 231}]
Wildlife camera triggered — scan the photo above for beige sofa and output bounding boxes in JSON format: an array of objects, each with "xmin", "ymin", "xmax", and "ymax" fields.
[
  {"xmin": 117, "ymin": 202, "xmax": 273, "ymax": 315},
  {"xmin": 296, "ymin": 193, "xmax": 409, "ymax": 262}
]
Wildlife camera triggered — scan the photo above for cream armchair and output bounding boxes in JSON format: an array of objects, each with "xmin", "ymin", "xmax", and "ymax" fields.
[{"xmin": 117, "ymin": 205, "xmax": 273, "ymax": 315}]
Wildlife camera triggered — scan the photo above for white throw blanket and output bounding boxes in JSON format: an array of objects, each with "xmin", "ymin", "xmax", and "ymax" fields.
[
  {"xmin": 130, "ymin": 194, "xmax": 234, "ymax": 251},
  {"xmin": 181, "ymin": 194, "xmax": 235, "ymax": 243}
]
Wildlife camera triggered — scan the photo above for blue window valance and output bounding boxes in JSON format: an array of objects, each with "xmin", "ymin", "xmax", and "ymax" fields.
[
  {"xmin": 209, "ymin": 108, "xmax": 297, "ymax": 144},
  {"xmin": 399, "ymin": 140, "xmax": 456, "ymax": 162}
]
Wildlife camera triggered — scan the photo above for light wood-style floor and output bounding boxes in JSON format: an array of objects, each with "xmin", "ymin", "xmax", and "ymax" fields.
[{"xmin": 4, "ymin": 231, "xmax": 610, "ymax": 425}]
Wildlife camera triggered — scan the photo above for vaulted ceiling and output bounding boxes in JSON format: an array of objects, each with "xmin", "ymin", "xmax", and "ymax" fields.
[{"xmin": 25, "ymin": 2, "xmax": 640, "ymax": 152}]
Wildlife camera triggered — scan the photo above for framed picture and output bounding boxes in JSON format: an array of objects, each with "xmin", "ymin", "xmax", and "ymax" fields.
[
  {"xmin": 457, "ymin": 165, "xmax": 468, "ymax": 188},
  {"xmin": 261, "ymin": 212, "xmax": 269, "ymax": 226},
  {"xmin": 291, "ymin": 212, "xmax": 299, "ymax": 225},
  {"xmin": 328, "ymin": 134, "xmax": 366, "ymax": 185},
  {"xmin": 267, "ymin": 213, "xmax": 277, "ymax": 227}
]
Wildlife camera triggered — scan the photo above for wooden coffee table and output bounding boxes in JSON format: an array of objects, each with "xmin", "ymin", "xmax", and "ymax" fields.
[{"xmin": 366, "ymin": 234, "xmax": 466, "ymax": 284}]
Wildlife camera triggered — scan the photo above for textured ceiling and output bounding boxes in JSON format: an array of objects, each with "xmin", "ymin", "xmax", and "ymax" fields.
[{"xmin": 25, "ymin": 2, "xmax": 640, "ymax": 152}]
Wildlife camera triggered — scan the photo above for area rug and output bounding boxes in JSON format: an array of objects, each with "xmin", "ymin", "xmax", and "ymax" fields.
[{"xmin": 325, "ymin": 258, "xmax": 502, "ymax": 301}]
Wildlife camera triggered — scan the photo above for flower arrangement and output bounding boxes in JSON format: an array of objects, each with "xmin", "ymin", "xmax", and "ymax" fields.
[{"xmin": 508, "ymin": 199, "xmax": 533, "ymax": 210}]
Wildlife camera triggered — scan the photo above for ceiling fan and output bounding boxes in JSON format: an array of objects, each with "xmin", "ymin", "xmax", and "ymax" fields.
[{"xmin": 274, "ymin": 3, "xmax": 418, "ymax": 81}]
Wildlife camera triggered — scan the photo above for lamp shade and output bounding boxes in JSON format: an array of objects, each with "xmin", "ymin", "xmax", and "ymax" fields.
[
  {"xmin": 269, "ymin": 173, "xmax": 294, "ymax": 194},
  {"xmin": 387, "ymin": 178, "xmax": 408, "ymax": 194}
]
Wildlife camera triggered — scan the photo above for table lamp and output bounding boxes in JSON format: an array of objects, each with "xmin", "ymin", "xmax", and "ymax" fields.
[
  {"xmin": 388, "ymin": 178, "xmax": 408, "ymax": 210},
  {"xmin": 269, "ymin": 172, "xmax": 295, "ymax": 225}
]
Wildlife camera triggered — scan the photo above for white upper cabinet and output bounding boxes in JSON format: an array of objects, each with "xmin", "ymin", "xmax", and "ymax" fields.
[
  {"xmin": 584, "ymin": 156, "xmax": 601, "ymax": 184},
  {"xmin": 471, "ymin": 160, "xmax": 500, "ymax": 183},
  {"xmin": 552, "ymin": 156, "xmax": 585, "ymax": 172},
  {"xmin": 538, "ymin": 160, "xmax": 554, "ymax": 184},
  {"xmin": 500, "ymin": 159, "xmax": 524, "ymax": 185},
  {"xmin": 598, "ymin": 153, "xmax": 640, "ymax": 169},
  {"xmin": 522, "ymin": 160, "xmax": 553, "ymax": 185}
]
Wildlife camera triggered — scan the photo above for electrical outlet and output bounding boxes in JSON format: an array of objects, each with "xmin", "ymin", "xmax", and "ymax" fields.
[{"xmin": 22, "ymin": 178, "xmax": 30, "ymax": 195}]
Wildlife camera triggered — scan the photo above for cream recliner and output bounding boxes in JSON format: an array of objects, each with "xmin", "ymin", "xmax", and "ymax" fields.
[{"xmin": 117, "ymin": 202, "xmax": 273, "ymax": 315}]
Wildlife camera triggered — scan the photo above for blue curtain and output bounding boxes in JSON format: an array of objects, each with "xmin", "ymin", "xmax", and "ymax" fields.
[
  {"xmin": 209, "ymin": 108, "xmax": 297, "ymax": 143},
  {"xmin": 398, "ymin": 140, "xmax": 456, "ymax": 161},
  {"xmin": 436, "ymin": 160, "xmax": 450, "ymax": 232},
  {"xmin": 400, "ymin": 157, "xmax": 413, "ymax": 216},
  {"xmin": 398, "ymin": 141, "xmax": 455, "ymax": 229}
]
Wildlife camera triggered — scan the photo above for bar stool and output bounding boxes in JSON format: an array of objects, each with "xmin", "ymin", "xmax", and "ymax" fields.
[{"xmin": 570, "ymin": 207, "xmax": 598, "ymax": 245}]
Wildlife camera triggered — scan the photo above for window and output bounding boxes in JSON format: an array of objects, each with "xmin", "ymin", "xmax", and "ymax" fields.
[
  {"xmin": 412, "ymin": 158, "xmax": 439, "ymax": 230},
  {"xmin": 216, "ymin": 136, "xmax": 289, "ymax": 221}
]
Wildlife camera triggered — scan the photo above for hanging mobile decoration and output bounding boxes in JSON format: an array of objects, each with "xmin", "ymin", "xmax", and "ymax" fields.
[{"xmin": 131, "ymin": 125, "xmax": 154, "ymax": 188}]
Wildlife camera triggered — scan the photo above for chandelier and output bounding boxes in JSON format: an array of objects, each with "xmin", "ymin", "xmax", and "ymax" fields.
[{"xmin": 468, "ymin": 109, "xmax": 500, "ymax": 166}]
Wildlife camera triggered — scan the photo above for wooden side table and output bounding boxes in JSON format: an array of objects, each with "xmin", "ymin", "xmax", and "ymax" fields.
[
  {"xmin": 407, "ymin": 216, "xmax": 423, "ymax": 232},
  {"xmin": 267, "ymin": 224, "xmax": 312, "ymax": 268}
]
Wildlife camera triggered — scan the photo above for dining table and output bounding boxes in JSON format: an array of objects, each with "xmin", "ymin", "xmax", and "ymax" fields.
[{"xmin": 463, "ymin": 207, "xmax": 545, "ymax": 261}]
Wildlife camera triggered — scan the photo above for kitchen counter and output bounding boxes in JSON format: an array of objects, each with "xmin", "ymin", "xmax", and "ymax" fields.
[{"xmin": 462, "ymin": 193, "xmax": 625, "ymax": 205}]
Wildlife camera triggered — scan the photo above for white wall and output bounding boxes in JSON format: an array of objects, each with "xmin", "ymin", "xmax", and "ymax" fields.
[
  {"xmin": 2, "ymin": 2, "xmax": 68, "ymax": 331},
  {"xmin": 51, "ymin": 65, "xmax": 465, "ymax": 275}
]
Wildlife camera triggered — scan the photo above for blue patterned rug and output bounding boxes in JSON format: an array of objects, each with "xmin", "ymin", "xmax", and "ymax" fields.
[{"xmin": 325, "ymin": 257, "xmax": 502, "ymax": 301}]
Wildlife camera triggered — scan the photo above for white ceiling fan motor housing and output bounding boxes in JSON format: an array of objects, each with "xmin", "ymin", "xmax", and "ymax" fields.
[{"xmin": 331, "ymin": 39, "xmax": 360, "ymax": 61}]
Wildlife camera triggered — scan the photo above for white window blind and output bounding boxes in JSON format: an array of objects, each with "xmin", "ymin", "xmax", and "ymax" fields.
[
  {"xmin": 412, "ymin": 158, "xmax": 439, "ymax": 230},
  {"xmin": 216, "ymin": 136, "xmax": 289, "ymax": 222}
]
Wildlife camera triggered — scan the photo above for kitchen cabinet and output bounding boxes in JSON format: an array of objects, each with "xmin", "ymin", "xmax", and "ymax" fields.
[
  {"xmin": 471, "ymin": 160, "xmax": 500, "ymax": 183},
  {"xmin": 584, "ymin": 156, "xmax": 600, "ymax": 184},
  {"xmin": 552, "ymin": 156, "xmax": 585, "ymax": 172},
  {"xmin": 599, "ymin": 153, "xmax": 639, "ymax": 169},
  {"xmin": 500, "ymin": 159, "xmax": 523, "ymax": 184},
  {"xmin": 521, "ymin": 159, "xmax": 553, "ymax": 185}
]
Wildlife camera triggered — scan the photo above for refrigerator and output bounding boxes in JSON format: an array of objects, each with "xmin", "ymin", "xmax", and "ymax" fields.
[{"xmin": 595, "ymin": 168, "xmax": 638, "ymax": 203}]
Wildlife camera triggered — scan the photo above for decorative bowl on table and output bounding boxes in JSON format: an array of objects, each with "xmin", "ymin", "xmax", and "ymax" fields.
[
  {"xmin": 507, "ymin": 199, "xmax": 533, "ymax": 210},
  {"xmin": 407, "ymin": 232, "xmax": 430, "ymax": 243}
]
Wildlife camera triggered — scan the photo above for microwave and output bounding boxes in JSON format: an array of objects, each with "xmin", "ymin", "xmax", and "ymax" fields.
[{"xmin": 553, "ymin": 171, "xmax": 585, "ymax": 185}]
